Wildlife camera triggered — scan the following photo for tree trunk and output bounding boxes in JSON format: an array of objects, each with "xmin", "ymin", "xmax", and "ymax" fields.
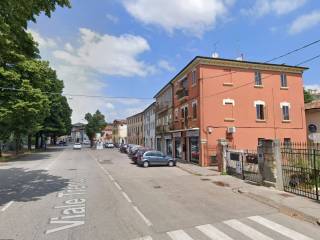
[
  {"xmin": 40, "ymin": 134, "xmax": 44, "ymax": 149},
  {"xmin": 35, "ymin": 133, "xmax": 39, "ymax": 149},
  {"xmin": 0, "ymin": 142, "xmax": 2, "ymax": 158},
  {"xmin": 15, "ymin": 133, "xmax": 20, "ymax": 155},
  {"xmin": 28, "ymin": 134, "xmax": 32, "ymax": 151}
]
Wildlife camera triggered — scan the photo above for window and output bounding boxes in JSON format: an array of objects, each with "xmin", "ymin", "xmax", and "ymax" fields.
[
  {"xmin": 284, "ymin": 138, "xmax": 291, "ymax": 148},
  {"xmin": 281, "ymin": 73, "xmax": 287, "ymax": 87},
  {"xmin": 175, "ymin": 109, "xmax": 179, "ymax": 120},
  {"xmin": 192, "ymin": 70, "xmax": 197, "ymax": 86},
  {"xmin": 181, "ymin": 107, "xmax": 185, "ymax": 119},
  {"xmin": 255, "ymin": 71, "xmax": 262, "ymax": 86},
  {"xmin": 256, "ymin": 104, "xmax": 265, "ymax": 120},
  {"xmin": 282, "ymin": 105, "xmax": 290, "ymax": 120},
  {"xmin": 192, "ymin": 101, "xmax": 197, "ymax": 119}
]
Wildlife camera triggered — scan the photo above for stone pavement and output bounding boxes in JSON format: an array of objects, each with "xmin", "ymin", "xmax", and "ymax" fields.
[{"xmin": 177, "ymin": 162, "xmax": 320, "ymax": 226}]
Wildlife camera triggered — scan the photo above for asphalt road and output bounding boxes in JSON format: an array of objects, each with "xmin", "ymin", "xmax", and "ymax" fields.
[{"xmin": 0, "ymin": 147, "xmax": 319, "ymax": 240}]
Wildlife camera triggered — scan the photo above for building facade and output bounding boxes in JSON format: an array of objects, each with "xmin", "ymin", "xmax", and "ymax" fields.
[
  {"xmin": 305, "ymin": 100, "xmax": 320, "ymax": 144},
  {"xmin": 168, "ymin": 56, "xmax": 307, "ymax": 166},
  {"xmin": 71, "ymin": 123, "xmax": 89, "ymax": 143},
  {"xmin": 127, "ymin": 112, "xmax": 144, "ymax": 145},
  {"xmin": 143, "ymin": 102, "xmax": 156, "ymax": 149},
  {"xmin": 102, "ymin": 124, "xmax": 113, "ymax": 143},
  {"xmin": 112, "ymin": 120, "xmax": 127, "ymax": 145},
  {"xmin": 154, "ymin": 84, "xmax": 174, "ymax": 156}
]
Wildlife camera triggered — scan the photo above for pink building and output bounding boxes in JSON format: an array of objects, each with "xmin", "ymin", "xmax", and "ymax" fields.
[{"xmin": 170, "ymin": 57, "xmax": 307, "ymax": 166}]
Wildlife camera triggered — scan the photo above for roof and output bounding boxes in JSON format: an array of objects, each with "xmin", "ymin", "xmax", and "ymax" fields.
[
  {"xmin": 305, "ymin": 100, "xmax": 320, "ymax": 110},
  {"xmin": 127, "ymin": 111, "xmax": 143, "ymax": 119},
  {"xmin": 153, "ymin": 56, "xmax": 308, "ymax": 98},
  {"xmin": 143, "ymin": 102, "xmax": 156, "ymax": 113}
]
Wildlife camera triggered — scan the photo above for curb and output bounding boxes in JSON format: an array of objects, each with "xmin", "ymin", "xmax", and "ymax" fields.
[
  {"xmin": 239, "ymin": 189, "xmax": 320, "ymax": 226},
  {"xmin": 176, "ymin": 165, "xmax": 218, "ymax": 176}
]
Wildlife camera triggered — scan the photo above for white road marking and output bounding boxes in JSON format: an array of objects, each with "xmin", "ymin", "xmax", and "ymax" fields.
[
  {"xmin": 224, "ymin": 219, "xmax": 273, "ymax": 240},
  {"xmin": 108, "ymin": 174, "xmax": 115, "ymax": 181},
  {"xmin": 132, "ymin": 236, "xmax": 153, "ymax": 240},
  {"xmin": 1, "ymin": 201, "xmax": 14, "ymax": 212},
  {"xmin": 248, "ymin": 216, "xmax": 314, "ymax": 240},
  {"xmin": 44, "ymin": 161, "xmax": 55, "ymax": 171},
  {"xmin": 167, "ymin": 230, "xmax": 194, "ymax": 240},
  {"xmin": 122, "ymin": 191, "xmax": 132, "ymax": 203},
  {"xmin": 196, "ymin": 224, "xmax": 234, "ymax": 240},
  {"xmin": 114, "ymin": 181, "xmax": 122, "ymax": 190},
  {"xmin": 45, "ymin": 219, "xmax": 84, "ymax": 234},
  {"xmin": 133, "ymin": 206, "xmax": 152, "ymax": 227}
]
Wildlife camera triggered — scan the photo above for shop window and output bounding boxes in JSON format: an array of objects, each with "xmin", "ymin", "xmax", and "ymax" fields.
[
  {"xmin": 190, "ymin": 137, "xmax": 199, "ymax": 164},
  {"xmin": 175, "ymin": 138, "xmax": 181, "ymax": 159}
]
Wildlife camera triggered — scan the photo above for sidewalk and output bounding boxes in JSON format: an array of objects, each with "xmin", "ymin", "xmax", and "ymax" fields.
[{"xmin": 177, "ymin": 162, "xmax": 320, "ymax": 225}]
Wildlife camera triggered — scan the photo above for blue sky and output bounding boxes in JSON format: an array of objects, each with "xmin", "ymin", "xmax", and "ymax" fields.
[{"xmin": 29, "ymin": 0, "xmax": 320, "ymax": 123}]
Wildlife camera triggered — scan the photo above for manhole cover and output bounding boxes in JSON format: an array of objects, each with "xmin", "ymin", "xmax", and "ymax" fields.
[
  {"xmin": 212, "ymin": 181, "xmax": 230, "ymax": 187},
  {"xmin": 201, "ymin": 178, "xmax": 211, "ymax": 181},
  {"xmin": 100, "ymin": 160, "xmax": 113, "ymax": 164},
  {"xmin": 153, "ymin": 185, "xmax": 161, "ymax": 189}
]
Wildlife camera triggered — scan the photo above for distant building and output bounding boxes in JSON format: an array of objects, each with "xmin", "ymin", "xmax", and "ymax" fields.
[
  {"xmin": 102, "ymin": 124, "xmax": 113, "ymax": 143},
  {"xmin": 71, "ymin": 123, "xmax": 89, "ymax": 143},
  {"xmin": 305, "ymin": 100, "xmax": 320, "ymax": 144},
  {"xmin": 127, "ymin": 112, "xmax": 144, "ymax": 145},
  {"xmin": 307, "ymin": 88, "xmax": 320, "ymax": 100},
  {"xmin": 112, "ymin": 120, "xmax": 127, "ymax": 145},
  {"xmin": 143, "ymin": 102, "xmax": 156, "ymax": 149}
]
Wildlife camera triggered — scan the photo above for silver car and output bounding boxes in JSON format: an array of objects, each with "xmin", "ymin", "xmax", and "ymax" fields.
[{"xmin": 137, "ymin": 150, "xmax": 176, "ymax": 168}]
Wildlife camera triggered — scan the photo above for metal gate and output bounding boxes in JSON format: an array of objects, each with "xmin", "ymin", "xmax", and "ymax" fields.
[
  {"xmin": 226, "ymin": 149, "xmax": 262, "ymax": 183},
  {"xmin": 281, "ymin": 144, "xmax": 319, "ymax": 201}
]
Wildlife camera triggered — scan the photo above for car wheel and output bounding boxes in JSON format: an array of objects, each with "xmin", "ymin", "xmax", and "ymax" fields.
[
  {"xmin": 143, "ymin": 161, "xmax": 149, "ymax": 168},
  {"xmin": 168, "ymin": 161, "xmax": 174, "ymax": 167}
]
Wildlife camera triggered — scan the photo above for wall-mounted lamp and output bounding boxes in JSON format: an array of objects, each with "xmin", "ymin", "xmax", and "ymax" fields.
[{"xmin": 207, "ymin": 126, "xmax": 214, "ymax": 134}]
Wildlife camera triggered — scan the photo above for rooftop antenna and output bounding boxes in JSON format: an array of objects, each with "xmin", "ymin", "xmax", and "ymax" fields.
[
  {"xmin": 235, "ymin": 40, "xmax": 244, "ymax": 61},
  {"xmin": 212, "ymin": 41, "xmax": 219, "ymax": 58}
]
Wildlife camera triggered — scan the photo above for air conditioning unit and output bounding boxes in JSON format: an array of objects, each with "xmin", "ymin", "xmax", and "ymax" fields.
[{"xmin": 227, "ymin": 127, "xmax": 236, "ymax": 134}]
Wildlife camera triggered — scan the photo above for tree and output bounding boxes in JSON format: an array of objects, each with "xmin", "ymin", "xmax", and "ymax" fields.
[
  {"xmin": 85, "ymin": 110, "xmax": 107, "ymax": 147},
  {"xmin": 304, "ymin": 88, "xmax": 314, "ymax": 103},
  {"xmin": 0, "ymin": 80, "xmax": 49, "ymax": 153}
]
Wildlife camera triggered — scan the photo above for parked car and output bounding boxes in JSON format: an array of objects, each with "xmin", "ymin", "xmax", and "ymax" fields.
[
  {"xmin": 137, "ymin": 150, "xmax": 176, "ymax": 168},
  {"xmin": 105, "ymin": 143, "xmax": 114, "ymax": 148},
  {"xmin": 133, "ymin": 148, "xmax": 150, "ymax": 164},
  {"xmin": 58, "ymin": 140, "xmax": 67, "ymax": 146},
  {"xmin": 128, "ymin": 146, "xmax": 143, "ymax": 160},
  {"xmin": 119, "ymin": 144, "xmax": 128, "ymax": 153},
  {"xmin": 73, "ymin": 143, "xmax": 82, "ymax": 150},
  {"xmin": 83, "ymin": 140, "xmax": 90, "ymax": 145}
]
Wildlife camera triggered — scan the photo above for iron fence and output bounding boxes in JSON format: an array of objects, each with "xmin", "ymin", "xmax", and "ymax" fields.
[{"xmin": 281, "ymin": 142, "xmax": 320, "ymax": 201}]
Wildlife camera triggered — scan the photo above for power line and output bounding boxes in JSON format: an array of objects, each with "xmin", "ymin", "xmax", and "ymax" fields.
[
  {"xmin": 0, "ymin": 87, "xmax": 154, "ymax": 100},
  {"xmin": 296, "ymin": 54, "xmax": 320, "ymax": 66},
  {"xmin": 265, "ymin": 39, "xmax": 320, "ymax": 63}
]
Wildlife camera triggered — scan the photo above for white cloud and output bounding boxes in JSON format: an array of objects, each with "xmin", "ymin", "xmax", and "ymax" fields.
[
  {"xmin": 289, "ymin": 10, "xmax": 320, "ymax": 34},
  {"xmin": 158, "ymin": 60, "xmax": 175, "ymax": 72},
  {"xmin": 106, "ymin": 14, "xmax": 119, "ymax": 23},
  {"xmin": 122, "ymin": 0, "xmax": 234, "ymax": 36},
  {"xmin": 242, "ymin": 0, "xmax": 307, "ymax": 17},
  {"xmin": 64, "ymin": 43, "xmax": 74, "ymax": 52},
  {"xmin": 53, "ymin": 28, "xmax": 154, "ymax": 77},
  {"xmin": 305, "ymin": 84, "xmax": 320, "ymax": 91},
  {"xmin": 28, "ymin": 29, "xmax": 57, "ymax": 49}
]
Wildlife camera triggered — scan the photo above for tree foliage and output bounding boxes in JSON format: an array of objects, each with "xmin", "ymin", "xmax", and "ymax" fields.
[
  {"xmin": 304, "ymin": 89, "xmax": 314, "ymax": 103},
  {"xmin": 0, "ymin": 0, "xmax": 72, "ymax": 152},
  {"xmin": 85, "ymin": 110, "xmax": 107, "ymax": 146}
]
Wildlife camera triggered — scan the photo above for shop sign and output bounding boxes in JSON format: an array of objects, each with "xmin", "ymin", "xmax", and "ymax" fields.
[{"xmin": 186, "ymin": 130, "xmax": 199, "ymax": 137}]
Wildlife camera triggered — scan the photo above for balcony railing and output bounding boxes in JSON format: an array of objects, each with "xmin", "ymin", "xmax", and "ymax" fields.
[{"xmin": 176, "ymin": 88, "xmax": 189, "ymax": 100}]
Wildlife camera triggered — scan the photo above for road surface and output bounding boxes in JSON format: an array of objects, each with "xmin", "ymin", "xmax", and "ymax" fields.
[{"xmin": 0, "ymin": 147, "xmax": 319, "ymax": 240}]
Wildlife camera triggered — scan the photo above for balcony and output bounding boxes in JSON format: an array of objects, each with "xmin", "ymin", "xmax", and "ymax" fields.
[
  {"xmin": 156, "ymin": 123, "xmax": 174, "ymax": 134},
  {"xmin": 176, "ymin": 88, "xmax": 189, "ymax": 101},
  {"xmin": 155, "ymin": 104, "xmax": 169, "ymax": 114}
]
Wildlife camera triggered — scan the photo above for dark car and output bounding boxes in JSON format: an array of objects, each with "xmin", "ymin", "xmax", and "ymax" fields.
[
  {"xmin": 137, "ymin": 150, "xmax": 176, "ymax": 168},
  {"xmin": 128, "ymin": 146, "xmax": 143, "ymax": 160},
  {"xmin": 132, "ymin": 148, "xmax": 150, "ymax": 164},
  {"xmin": 119, "ymin": 144, "xmax": 128, "ymax": 153}
]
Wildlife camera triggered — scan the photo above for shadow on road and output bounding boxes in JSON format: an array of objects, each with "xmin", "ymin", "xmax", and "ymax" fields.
[{"xmin": 0, "ymin": 168, "xmax": 69, "ymax": 206}]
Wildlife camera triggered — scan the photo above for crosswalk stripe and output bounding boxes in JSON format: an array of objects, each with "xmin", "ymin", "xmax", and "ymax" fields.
[
  {"xmin": 196, "ymin": 224, "xmax": 234, "ymax": 240},
  {"xmin": 224, "ymin": 219, "xmax": 273, "ymax": 240},
  {"xmin": 132, "ymin": 236, "xmax": 152, "ymax": 240},
  {"xmin": 167, "ymin": 230, "xmax": 194, "ymax": 240},
  {"xmin": 248, "ymin": 216, "xmax": 314, "ymax": 240}
]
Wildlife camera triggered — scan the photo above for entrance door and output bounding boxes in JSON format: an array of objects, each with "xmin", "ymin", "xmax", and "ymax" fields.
[{"xmin": 189, "ymin": 137, "xmax": 199, "ymax": 164}]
